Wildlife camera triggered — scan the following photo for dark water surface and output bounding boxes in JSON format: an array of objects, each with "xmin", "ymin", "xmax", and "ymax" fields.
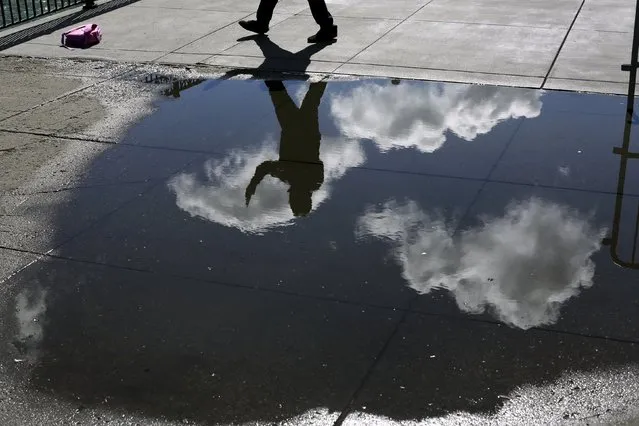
[{"xmin": 2, "ymin": 77, "xmax": 639, "ymax": 424}]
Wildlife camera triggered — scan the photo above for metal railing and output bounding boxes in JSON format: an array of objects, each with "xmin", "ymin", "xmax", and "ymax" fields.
[
  {"xmin": 603, "ymin": 0, "xmax": 639, "ymax": 269},
  {"xmin": 0, "ymin": 0, "xmax": 95, "ymax": 29}
]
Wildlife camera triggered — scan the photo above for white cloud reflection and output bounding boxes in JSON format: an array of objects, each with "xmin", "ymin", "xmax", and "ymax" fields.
[
  {"xmin": 15, "ymin": 286, "xmax": 47, "ymax": 361},
  {"xmin": 330, "ymin": 81, "xmax": 543, "ymax": 153},
  {"xmin": 356, "ymin": 198, "xmax": 606, "ymax": 329},
  {"xmin": 170, "ymin": 81, "xmax": 543, "ymax": 233},
  {"xmin": 168, "ymin": 136, "xmax": 365, "ymax": 234}
]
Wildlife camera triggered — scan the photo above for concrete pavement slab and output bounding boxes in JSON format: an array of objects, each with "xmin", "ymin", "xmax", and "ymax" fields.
[
  {"xmin": 574, "ymin": 0, "xmax": 636, "ymax": 32},
  {"xmin": 0, "ymin": 92, "xmax": 108, "ymax": 140},
  {"xmin": 1, "ymin": 42, "xmax": 165, "ymax": 63},
  {"xmin": 543, "ymin": 77, "xmax": 628, "ymax": 95},
  {"xmin": 175, "ymin": 13, "xmax": 292, "ymax": 55},
  {"xmin": 349, "ymin": 20, "xmax": 566, "ymax": 77},
  {"xmin": 0, "ymin": 70, "xmax": 94, "ymax": 120},
  {"xmin": 300, "ymin": 0, "xmax": 431, "ymax": 20},
  {"xmin": 223, "ymin": 15, "xmax": 400, "ymax": 63},
  {"xmin": 0, "ymin": 132, "xmax": 197, "ymax": 194},
  {"xmin": 0, "ymin": 71, "xmax": 178, "ymax": 142},
  {"xmin": 549, "ymin": 29, "xmax": 631, "ymax": 83},
  {"xmin": 0, "ymin": 56, "xmax": 113, "ymax": 77},
  {"xmin": 334, "ymin": 63, "xmax": 544, "ymax": 88},
  {"xmin": 411, "ymin": 0, "xmax": 582, "ymax": 28},
  {"xmin": 0, "ymin": 56, "xmax": 133, "ymax": 79},
  {"xmin": 0, "ymin": 140, "xmax": 201, "ymax": 252},
  {"xmin": 133, "ymin": 0, "xmax": 310, "ymax": 14},
  {"xmin": 0, "ymin": 182, "xmax": 150, "ymax": 252},
  {"xmin": 0, "ymin": 248, "xmax": 36, "ymax": 284},
  {"xmin": 7, "ymin": 7, "xmax": 249, "ymax": 54},
  {"xmin": 155, "ymin": 52, "xmax": 212, "ymax": 65},
  {"xmin": 0, "ymin": 133, "xmax": 82, "ymax": 193},
  {"xmin": 2, "ymin": 0, "xmax": 637, "ymax": 94}
]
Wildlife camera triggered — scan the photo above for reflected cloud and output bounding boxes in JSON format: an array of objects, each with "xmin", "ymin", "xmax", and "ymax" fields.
[
  {"xmin": 357, "ymin": 198, "xmax": 605, "ymax": 329},
  {"xmin": 170, "ymin": 81, "xmax": 544, "ymax": 233},
  {"xmin": 169, "ymin": 136, "xmax": 364, "ymax": 234},
  {"xmin": 14, "ymin": 286, "xmax": 47, "ymax": 361},
  {"xmin": 169, "ymin": 81, "xmax": 364, "ymax": 233},
  {"xmin": 330, "ymin": 82, "xmax": 543, "ymax": 153}
]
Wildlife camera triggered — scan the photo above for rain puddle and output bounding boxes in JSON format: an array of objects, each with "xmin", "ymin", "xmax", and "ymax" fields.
[{"xmin": 2, "ymin": 75, "xmax": 639, "ymax": 425}]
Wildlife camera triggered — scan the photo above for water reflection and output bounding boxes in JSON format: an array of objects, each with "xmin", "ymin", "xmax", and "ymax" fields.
[
  {"xmin": 603, "ymin": 63, "xmax": 639, "ymax": 269},
  {"xmin": 330, "ymin": 81, "xmax": 543, "ymax": 152},
  {"xmin": 245, "ymin": 81, "xmax": 326, "ymax": 217},
  {"xmin": 168, "ymin": 80, "xmax": 365, "ymax": 233},
  {"xmin": 356, "ymin": 198, "xmax": 606, "ymax": 329},
  {"xmin": 170, "ymin": 81, "xmax": 545, "ymax": 232},
  {"xmin": 13, "ymin": 286, "xmax": 47, "ymax": 363}
]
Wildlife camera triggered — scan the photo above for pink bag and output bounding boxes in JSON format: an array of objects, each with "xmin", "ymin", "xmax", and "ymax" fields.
[{"xmin": 61, "ymin": 24, "xmax": 102, "ymax": 49}]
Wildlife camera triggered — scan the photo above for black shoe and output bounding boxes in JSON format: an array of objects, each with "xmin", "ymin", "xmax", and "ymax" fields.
[
  {"xmin": 239, "ymin": 20, "xmax": 269, "ymax": 35},
  {"xmin": 307, "ymin": 25, "xmax": 337, "ymax": 43}
]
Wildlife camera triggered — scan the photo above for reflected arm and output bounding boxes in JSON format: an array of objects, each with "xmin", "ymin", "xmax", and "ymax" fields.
[{"xmin": 245, "ymin": 161, "xmax": 277, "ymax": 206}]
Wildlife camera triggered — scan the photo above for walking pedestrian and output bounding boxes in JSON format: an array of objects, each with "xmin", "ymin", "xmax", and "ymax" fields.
[{"xmin": 239, "ymin": 0, "xmax": 337, "ymax": 43}]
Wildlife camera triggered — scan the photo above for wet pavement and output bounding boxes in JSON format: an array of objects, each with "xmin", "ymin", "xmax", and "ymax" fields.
[{"xmin": 2, "ymin": 69, "xmax": 639, "ymax": 424}]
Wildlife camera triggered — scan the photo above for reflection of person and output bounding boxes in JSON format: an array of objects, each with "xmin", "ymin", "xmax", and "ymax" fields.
[
  {"xmin": 239, "ymin": 0, "xmax": 337, "ymax": 44},
  {"xmin": 245, "ymin": 80, "xmax": 326, "ymax": 217}
]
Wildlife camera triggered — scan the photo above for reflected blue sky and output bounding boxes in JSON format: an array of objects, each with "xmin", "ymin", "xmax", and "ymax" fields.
[
  {"xmin": 356, "ymin": 197, "xmax": 605, "ymax": 329},
  {"xmin": 167, "ymin": 80, "xmax": 544, "ymax": 233}
]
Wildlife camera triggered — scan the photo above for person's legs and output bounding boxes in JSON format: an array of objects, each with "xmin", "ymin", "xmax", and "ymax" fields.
[
  {"xmin": 240, "ymin": 0, "xmax": 337, "ymax": 42},
  {"xmin": 308, "ymin": 0, "xmax": 333, "ymax": 28},
  {"xmin": 307, "ymin": 0, "xmax": 337, "ymax": 43},
  {"xmin": 256, "ymin": 0, "xmax": 278, "ymax": 26},
  {"xmin": 239, "ymin": 0, "xmax": 277, "ymax": 34}
]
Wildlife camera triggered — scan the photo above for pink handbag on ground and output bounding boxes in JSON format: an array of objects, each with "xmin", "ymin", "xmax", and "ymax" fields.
[{"xmin": 61, "ymin": 24, "xmax": 102, "ymax": 49}]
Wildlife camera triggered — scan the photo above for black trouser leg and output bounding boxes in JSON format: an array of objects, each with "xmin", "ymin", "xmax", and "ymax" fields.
[
  {"xmin": 308, "ymin": 0, "xmax": 334, "ymax": 28},
  {"xmin": 256, "ymin": 0, "xmax": 278, "ymax": 25}
]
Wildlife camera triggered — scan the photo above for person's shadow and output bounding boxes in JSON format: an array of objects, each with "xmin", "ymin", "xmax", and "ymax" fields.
[
  {"xmin": 204, "ymin": 34, "xmax": 333, "ymax": 87},
  {"xmin": 245, "ymin": 80, "xmax": 327, "ymax": 217}
]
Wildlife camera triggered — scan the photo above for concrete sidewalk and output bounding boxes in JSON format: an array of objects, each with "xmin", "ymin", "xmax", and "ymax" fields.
[{"xmin": 0, "ymin": 0, "xmax": 636, "ymax": 94}]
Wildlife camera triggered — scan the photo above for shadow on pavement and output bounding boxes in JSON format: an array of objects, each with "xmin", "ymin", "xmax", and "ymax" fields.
[{"xmin": 2, "ymin": 72, "xmax": 639, "ymax": 425}]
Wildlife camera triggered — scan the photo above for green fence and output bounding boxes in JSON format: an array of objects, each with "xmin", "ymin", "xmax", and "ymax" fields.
[{"xmin": 1, "ymin": 0, "xmax": 93, "ymax": 29}]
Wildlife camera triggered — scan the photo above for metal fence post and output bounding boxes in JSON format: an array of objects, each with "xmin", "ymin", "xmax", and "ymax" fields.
[
  {"xmin": 621, "ymin": 0, "xmax": 639, "ymax": 114},
  {"xmin": 605, "ymin": 0, "xmax": 639, "ymax": 269}
]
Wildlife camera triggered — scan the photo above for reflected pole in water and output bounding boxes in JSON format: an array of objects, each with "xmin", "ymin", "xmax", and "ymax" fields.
[{"xmin": 604, "ymin": 0, "xmax": 639, "ymax": 269}]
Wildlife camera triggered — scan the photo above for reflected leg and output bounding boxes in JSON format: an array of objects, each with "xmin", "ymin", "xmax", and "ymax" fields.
[
  {"xmin": 265, "ymin": 81, "xmax": 299, "ymax": 130},
  {"xmin": 299, "ymin": 82, "xmax": 326, "ymax": 160},
  {"xmin": 300, "ymin": 81, "xmax": 327, "ymax": 114}
]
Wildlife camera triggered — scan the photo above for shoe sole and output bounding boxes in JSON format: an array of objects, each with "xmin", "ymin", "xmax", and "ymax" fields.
[
  {"xmin": 307, "ymin": 36, "xmax": 337, "ymax": 44},
  {"xmin": 239, "ymin": 23, "xmax": 268, "ymax": 35},
  {"xmin": 308, "ymin": 26, "xmax": 338, "ymax": 43}
]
